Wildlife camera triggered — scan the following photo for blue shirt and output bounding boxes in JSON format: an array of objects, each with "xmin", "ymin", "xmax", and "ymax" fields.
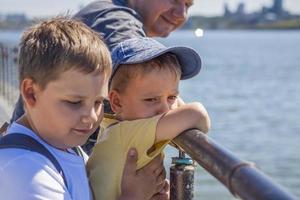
[
  {"xmin": 0, "ymin": 122, "xmax": 91, "ymax": 200},
  {"xmin": 74, "ymin": 0, "xmax": 146, "ymax": 50}
]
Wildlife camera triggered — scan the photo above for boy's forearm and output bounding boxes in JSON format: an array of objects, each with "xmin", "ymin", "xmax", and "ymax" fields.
[
  {"xmin": 194, "ymin": 102, "xmax": 211, "ymax": 134},
  {"xmin": 156, "ymin": 102, "xmax": 210, "ymax": 142},
  {"xmin": 176, "ymin": 98, "xmax": 210, "ymax": 133}
]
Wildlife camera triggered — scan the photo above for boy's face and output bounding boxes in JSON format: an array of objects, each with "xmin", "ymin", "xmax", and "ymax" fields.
[
  {"xmin": 24, "ymin": 69, "xmax": 108, "ymax": 150},
  {"xmin": 113, "ymin": 68, "xmax": 179, "ymax": 121}
]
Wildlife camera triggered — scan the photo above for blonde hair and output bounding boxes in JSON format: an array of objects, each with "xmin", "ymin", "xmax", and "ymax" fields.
[
  {"xmin": 110, "ymin": 53, "xmax": 181, "ymax": 93},
  {"xmin": 19, "ymin": 16, "xmax": 112, "ymax": 89}
]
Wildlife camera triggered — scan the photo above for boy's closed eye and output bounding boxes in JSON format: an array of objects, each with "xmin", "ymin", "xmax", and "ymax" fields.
[
  {"xmin": 66, "ymin": 100, "xmax": 82, "ymax": 105},
  {"xmin": 65, "ymin": 99, "xmax": 104, "ymax": 106}
]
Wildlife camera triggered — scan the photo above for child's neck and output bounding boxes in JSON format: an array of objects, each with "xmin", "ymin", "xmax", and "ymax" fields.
[
  {"xmin": 115, "ymin": 114, "xmax": 124, "ymax": 121},
  {"xmin": 17, "ymin": 115, "xmax": 68, "ymax": 152}
]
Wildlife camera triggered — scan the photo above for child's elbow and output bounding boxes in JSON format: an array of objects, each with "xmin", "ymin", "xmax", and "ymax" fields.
[{"xmin": 190, "ymin": 102, "xmax": 211, "ymax": 134}]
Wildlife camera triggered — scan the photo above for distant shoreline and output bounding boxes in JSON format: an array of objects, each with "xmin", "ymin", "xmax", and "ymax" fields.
[{"xmin": 1, "ymin": 16, "xmax": 300, "ymax": 31}]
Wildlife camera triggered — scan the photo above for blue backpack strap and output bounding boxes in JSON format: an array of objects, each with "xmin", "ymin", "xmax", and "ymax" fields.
[{"xmin": 0, "ymin": 133, "xmax": 68, "ymax": 189}]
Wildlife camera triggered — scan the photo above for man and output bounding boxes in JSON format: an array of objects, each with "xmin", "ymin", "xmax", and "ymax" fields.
[{"xmin": 74, "ymin": 0, "xmax": 193, "ymax": 50}]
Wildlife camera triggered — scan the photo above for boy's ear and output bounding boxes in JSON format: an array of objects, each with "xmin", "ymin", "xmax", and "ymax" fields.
[
  {"xmin": 20, "ymin": 78, "xmax": 39, "ymax": 108},
  {"xmin": 109, "ymin": 90, "xmax": 123, "ymax": 114}
]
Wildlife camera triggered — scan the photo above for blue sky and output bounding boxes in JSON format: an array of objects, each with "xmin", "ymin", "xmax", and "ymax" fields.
[{"xmin": 0, "ymin": 0, "xmax": 300, "ymax": 18}]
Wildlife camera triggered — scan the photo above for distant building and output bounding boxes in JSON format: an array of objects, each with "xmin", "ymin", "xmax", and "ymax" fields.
[
  {"xmin": 6, "ymin": 14, "xmax": 27, "ymax": 24},
  {"xmin": 223, "ymin": 0, "xmax": 290, "ymax": 22},
  {"xmin": 236, "ymin": 2, "xmax": 245, "ymax": 18},
  {"xmin": 224, "ymin": 3, "xmax": 231, "ymax": 17},
  {"xmin": 271, "ymin": 0, "xmax": 283, "ymax": 16}
]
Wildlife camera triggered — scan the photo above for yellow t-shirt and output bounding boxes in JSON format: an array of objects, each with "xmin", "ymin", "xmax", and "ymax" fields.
[{"xmin": 87, "ymin": 114, "xmax": 169, "ymax": 200}]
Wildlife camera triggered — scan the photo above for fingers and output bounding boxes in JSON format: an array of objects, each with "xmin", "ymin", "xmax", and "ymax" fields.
[
  {"xmin": 161, "ymin": 179, "xmax": 170, "ymax": 195},
  {"xmin": 149, "ymin": 193, "xmax": 169, "ymax": 200},
  {"xmin": 155, "ymin": 177, "xmax": 169, "ymax": 194},
  {"xmin": 155, "ymin": 166, "xmax": 166, "ymax": 186},
  {"xmin": 143, "ymin": 153, "xmax": 164, "ymax": 172},
  {"xmin": 123, "ymin": 148, "xmax": 138, "ymax": 176},
  {"xmin": 155, "ymin": 180, "xmax": 170, "ymax": 199},
  {"xmin": 142, "ymin": 153, "xmax": 166, "ymax": 193},
  {"xmin": 150, "ymin": 180, "xmax": 170, "ymax": 200}
]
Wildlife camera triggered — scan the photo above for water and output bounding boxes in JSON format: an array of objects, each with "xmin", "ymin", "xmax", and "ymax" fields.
[
  {"xmin": 159, "ymin": 30, "xmax": 300, "ymax": 199},
  {"xmin": 1, "ymin": 30, "xmax": 300, "ymax": 199}
]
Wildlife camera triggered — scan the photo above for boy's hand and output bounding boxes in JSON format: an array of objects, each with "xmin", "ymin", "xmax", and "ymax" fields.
[{"xmin": 120, "ymin": 148, "xmax": 169, "ymax": 200}]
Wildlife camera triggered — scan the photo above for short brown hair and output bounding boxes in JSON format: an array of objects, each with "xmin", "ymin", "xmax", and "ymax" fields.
[
  {"xmin": 110, "ymin": 53, "xmax": 181, "ymax": 93},
  {"xmin": 19, "ymin": 16, "xmax": 112, "ymax": 89}
]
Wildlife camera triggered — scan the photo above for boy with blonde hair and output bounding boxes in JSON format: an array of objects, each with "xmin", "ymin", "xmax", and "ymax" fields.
[
  {"xmin": 88, "ymin": 37, "xmax": 211, "ymax": 200},
  {"xmin": 0, "ymin": 16, "xmax": 111, "ymax": 199},
  {"xmin": 0, "ymin": 17, "xmax": 162, "ymax": 200}
]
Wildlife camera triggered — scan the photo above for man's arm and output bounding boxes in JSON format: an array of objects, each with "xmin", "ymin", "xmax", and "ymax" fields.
[{"xmin": 119, "ymin": 148, "xmax": 169, "ymax": 200}]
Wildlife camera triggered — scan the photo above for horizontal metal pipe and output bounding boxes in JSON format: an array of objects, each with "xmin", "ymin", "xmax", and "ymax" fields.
[{"xmin": 173, "ymin": 129, "xmax": 297, "ymax": 200}]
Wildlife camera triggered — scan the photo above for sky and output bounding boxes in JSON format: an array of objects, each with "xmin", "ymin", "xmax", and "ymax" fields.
[{"xmin": 0, "ymin": 0, "xmax": 300, "ymax": 18}]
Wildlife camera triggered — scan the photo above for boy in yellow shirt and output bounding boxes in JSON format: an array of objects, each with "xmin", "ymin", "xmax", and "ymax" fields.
[{"xmin": 87, "ymin": 37, "xmax": 211, "ymax": 200}]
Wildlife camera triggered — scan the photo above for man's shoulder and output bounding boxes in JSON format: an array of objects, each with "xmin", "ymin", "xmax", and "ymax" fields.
[{"xmin": 75, "ymin": 0, "xmax": 132, "ymax": 16}]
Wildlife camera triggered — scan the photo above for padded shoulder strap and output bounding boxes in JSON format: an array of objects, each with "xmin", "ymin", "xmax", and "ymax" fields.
[{"xmin": 0, "ymin": 133, "xmax": 68, "ymax": 189}]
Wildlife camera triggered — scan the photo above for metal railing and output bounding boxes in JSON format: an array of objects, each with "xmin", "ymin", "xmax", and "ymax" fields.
[
  {"xmin": 173, "ymin": 129, "xmax": 297, "ymax": 200},
  {"xmin": 0, "ymin": 43, "xmax": 19, "ymax": 105}
]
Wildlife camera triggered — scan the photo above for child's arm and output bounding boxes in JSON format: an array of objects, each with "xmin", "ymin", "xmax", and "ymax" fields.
[{"xmin": 155, "ymin": 102, "xmax": 210, "ymax": 143}]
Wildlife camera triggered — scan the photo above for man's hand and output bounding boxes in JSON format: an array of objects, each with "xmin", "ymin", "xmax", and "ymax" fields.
[
  {"xmin": 119, "ymin": 148, "xmax": 170, "ymax": 200},
  {"xmin": 150, "ymin": 179, "xmax": 170, "ymax": 200}
]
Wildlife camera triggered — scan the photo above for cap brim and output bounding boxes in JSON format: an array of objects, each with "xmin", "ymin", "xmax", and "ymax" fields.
[{"xmin": 120, "ymin": 46, "xmax": 202, "ymax": 80}]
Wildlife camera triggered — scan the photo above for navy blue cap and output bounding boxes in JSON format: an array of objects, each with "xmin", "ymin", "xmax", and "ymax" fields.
[{"xmin": 111, "ymin": 37, "xmax": 202, "ymax": 80}]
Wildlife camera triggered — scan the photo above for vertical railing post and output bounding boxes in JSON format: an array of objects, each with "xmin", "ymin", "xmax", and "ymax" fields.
[
  {"xmin": 4, "ymin": 46, "xmax": 9, "ymax": 101},
  {"xmin": 170, "ymin": 150, "xmax": 195, "ymax": 200},
  {"xmin": 0, "ymin": 43, "xmax": 4, "ymax": 97},
  {"xmin": 0, "ymin": 44, "xmax": 19, "ymax": 104}
]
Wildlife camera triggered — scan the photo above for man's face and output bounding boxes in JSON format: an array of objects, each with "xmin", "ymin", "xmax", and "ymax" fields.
[
  {"xmin": 133, "ymin": 0, "xmax": 193, "ymax": 37},
  {"xmin": 27, "ymin": 69, "xmax": 108, "ymax": 150}
]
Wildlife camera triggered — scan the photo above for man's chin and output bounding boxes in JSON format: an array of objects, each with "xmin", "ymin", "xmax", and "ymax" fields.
[
  {"xmin": 158, "ymin": 26, "xmax": 176, "ymax": 37},
  {"xmin": 153, "ymin": 30, "xmax": 171, "ymax": 38},
  {"xmin": 160, "ymin": 32, "xmax": 170, "ymax": 37},
  {"xmin": 146, "ymin": 27, "xmax": 172, "ymax": 38}
]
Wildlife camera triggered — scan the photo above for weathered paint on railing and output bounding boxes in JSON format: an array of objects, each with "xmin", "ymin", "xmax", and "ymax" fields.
[{"xmin": 173, "ymin": 129, "xmax": 297, "ymax": 200}]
